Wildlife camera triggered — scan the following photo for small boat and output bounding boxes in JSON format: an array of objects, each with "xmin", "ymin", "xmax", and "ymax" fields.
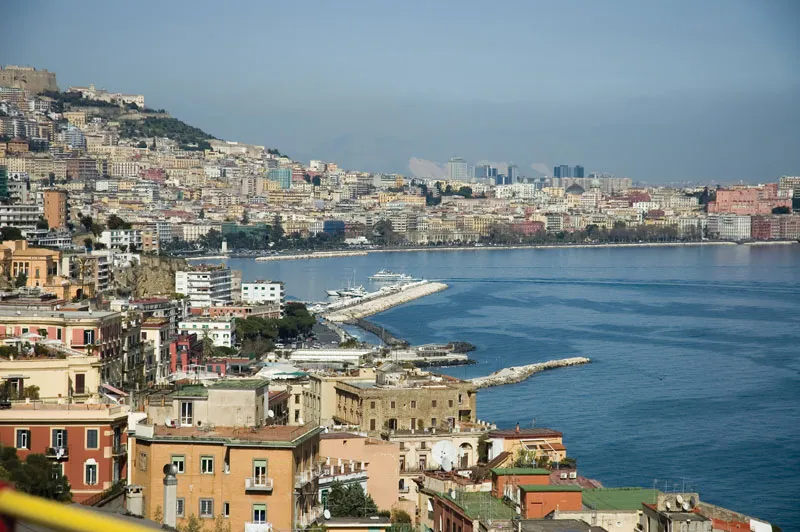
[
  {"xmin": 337, "ymin": 285, "xmax": 368, "ymax": 298},
  {"xmin": 369, "ymin": 269, "xmax": 420, "ymax": 282}
]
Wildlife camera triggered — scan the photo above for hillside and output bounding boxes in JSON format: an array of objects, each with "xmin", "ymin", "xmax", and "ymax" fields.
[{"xmin": 118, "ymin": 116, "xmax": 216, "ymax": 151}]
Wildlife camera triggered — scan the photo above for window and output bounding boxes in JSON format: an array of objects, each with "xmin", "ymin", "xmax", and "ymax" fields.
[
  {"xmin": 171, "ymin": 455, "xmax": 185, "ymax": 474},
  {"xmin": 138, "ymin": 452, "xmax": 148, "ymax": 471},
  {"xmin": 176, "ymin": 498, "xmax": 185, "ymax": 518},
  {"xmin": 431, "ymin": 418, "xmax": 437, "ymax": 428},
  {"xmin": 86, "ymin": 429, "xmax": 99, "ymax": 449},
  {"xmin": 52, "ymin": 429, "xmax": 67, "ymax": 448},
  {"xmin": 432, "ymin": 400, "xmax": 437, "ymax": 407},
  {"xmin": 448, "ymin": 400, "xmax": 453, "ymax": 408},
  {"xmin": 223, "ymin": 502, "xmax": 230, "ymax": 518},
  {"xmin": 411, "ymin": 400, "xmax": 416, "ymax": 408},
  {"xmin": 83, "ymin": 330, "xmax": 94, "ymax": 345},
  {"xmin": 370, "ymin": 401, "xmax": 376, "ymax": 409},
  {"xmin": 253, "ymin": 459, "xmax": 268, "ymax": 484},
  {"xmin": 370, "ymin": 419, "xmax": 376, "ymax": 431},
  {"xmin": 253, "ymin": 504, "xmax": 267, "ymax": 523},
  {"xmin": 15, "ymin": 429, "xmax": 30, "ymax": 449},
  {"xmin": 399, "ymin": 456, "xmax": 405, "ymax": 471},
  {"xmin": 85, "ymin": 462, "xmax": 98, "ymax": 485},
  {"xmin": 180, "ymin": 401, "xmax": 193, "ymax": 426},
  {"xmin": 200, "ymin": 456, "xmax": 214, "ymax": 474},
  {"xmin": 458, "ymin": 393, "xmax": 463, "ymax": 405},
  {"xmin": 199, "ymin": 499, "xmax": 214, "ymax": 518},
  {"xmin": 410, "ymin": 418, "xmax": 416, "ymax": 430},
  {"xmin": 294, "ymin": 395, "xmax": 300, "ymax": 404},
  {"xmin": 390, "ymin": 401, "xmax": 396, "ymax": 409},
  {"xmin": 56, "ymin": 328, "xmax": 62, "ymax": 340}
]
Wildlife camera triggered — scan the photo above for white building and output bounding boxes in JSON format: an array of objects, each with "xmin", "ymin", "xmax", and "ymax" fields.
[
  {"xmin": 707, "ymin": 214, "xmax": 751, "ymax": 241},
  {"xmin": 241, "ymin": 280, "xmax": 285, "ymax": 307},
  {"xmin": 447, "ymin": 157, "xmax": 469, "ymax": 181},
  {"xmin": 99, "ymin": 229, "xmax": 142, "ymax": 250},
  {"xmin": 289, "ymin": 349, "xmax": 374, "ymax": 367},
  {"xmin": 0, "ymin": 203, "xmax": 42, "ymax": 232},
  {"xmin": 175, "ymin": 266, "xmax": 233, "ymax": 308},
  {"xmin": 178, "ymin": 318, "xmax": 236, "ymax": 348}
]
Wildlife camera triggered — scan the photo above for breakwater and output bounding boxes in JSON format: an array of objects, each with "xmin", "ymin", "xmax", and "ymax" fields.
[
  {"xmin": 470, "ymin": 357, "xmax": 591, "ymax": 388},
  {"xmin": 324, "ymin": 281, "xmax": 448, "ymax": 321},
  {"xmin": 344, "ymin": 318, "xmax": 409, "ymax": 347},
  {"xmin": 255, "ymin": 251, "xmax": 368, "ymax": 261}
]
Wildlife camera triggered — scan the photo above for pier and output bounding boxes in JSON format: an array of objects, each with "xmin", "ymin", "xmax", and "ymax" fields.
[
  {"xmin": 255, "ymin": 251, "xmax": 368, "ymax": 261},
  {"xmin": 343, "ymin": 318, "xmax": 409, "ymax": 347},
  {"xmin": 470, "ymin": 357, "xmax": 591, "ymax": 388},
  {"xmin": 323, "ymin": 281, "xmax": 448, "ymax": 322}
]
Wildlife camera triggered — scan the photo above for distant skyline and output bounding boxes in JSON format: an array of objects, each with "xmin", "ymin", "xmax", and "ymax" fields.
[{"xmin": 2, "ymin": 0, "xmax": 799, "ymax": 183}]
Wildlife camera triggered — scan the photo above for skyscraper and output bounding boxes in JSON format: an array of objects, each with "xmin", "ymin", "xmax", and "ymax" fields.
[
  {"xmin": 573, "ymin": 165, "xmax": 585, "ymax": 178},
  {"xmin": 267, "ymin": 168, "xmax": 292, "ymax": 189},
  {"xmin": 554, "ymin": 165, "xmax": 571, "ymax": 178},
  {"xmin": 507, "ymin": 164, "xmax": 519, "ymax": 183},
  {"xmin": 448, "ymin": 157, "xmax": 469, "ymax": 181}
]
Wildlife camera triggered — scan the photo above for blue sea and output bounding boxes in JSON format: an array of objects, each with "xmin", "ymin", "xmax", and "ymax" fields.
[{"xmin": 220, "ymin": 245, "xmax": 800, "ymax": 527}]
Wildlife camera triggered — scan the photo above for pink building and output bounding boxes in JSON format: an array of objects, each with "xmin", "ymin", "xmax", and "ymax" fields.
[{"xmin": 707, "ymin": 185, "xmax": 791, "ymax": 215}]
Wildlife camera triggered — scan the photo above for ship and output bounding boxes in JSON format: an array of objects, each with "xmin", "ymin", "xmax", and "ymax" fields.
[{"xmin": 369, "ymin": 269, "xmax": 420, "ymax": 282}]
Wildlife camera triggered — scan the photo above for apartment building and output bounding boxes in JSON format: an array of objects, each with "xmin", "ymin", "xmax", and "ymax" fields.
[
  {"xmin": 132, "ymin": 380, "xmax": 323, "ymax": 531},
  {"xmin": 0, "ymin": 402, "xmax": 129, "ymax": 503},
  {"xmin": 175, "ymin": 265, "xmax": 232, "ymax": 308},
  {"xmin": 42, "ymin": 189, "xmax": 68, "ymax": 230},
  {"xmin": 485, "ymin": 427, "xmax": 567, "ymax": 464},
  {"xmin": 141, "ymin": 317, "xmax": 172, "ymax": 384},
  {"xmin": 177, "ymin": 317, "xmax": 235, "ymax": 348},
  {"xmin": 0, "ymin": 203, "xmax": 42, "ymax": 231},
  {"xmin": 241, "ymin": 280, "xmax": 285, "ymax": 308},
  {"xmin": 333, "ymin": 364, "xmax": 477, "ymax": 434}
]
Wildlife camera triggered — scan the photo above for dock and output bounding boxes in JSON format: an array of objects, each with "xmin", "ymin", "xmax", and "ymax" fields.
[
  {"xmin": 470, "ymin": 357, "xmax": 591, "ymax": 388},
  {"xmin": 323, "ymin": 281, "xmax": 448, "ymax": 322}
]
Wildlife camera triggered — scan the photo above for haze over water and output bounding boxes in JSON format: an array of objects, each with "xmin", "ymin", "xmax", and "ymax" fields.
[{"xmin": 224, "ymin": 245, "xmax": 800, "ymax": 527}]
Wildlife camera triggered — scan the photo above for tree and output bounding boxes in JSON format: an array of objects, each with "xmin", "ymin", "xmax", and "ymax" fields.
[
  {"xmin": 213, "ymin": 513, "xmax": 231, "ymax": 532},
  {"xmin": 83, "ymin": 238, "xmax": 93, "ymax": 250},
  {"xmin": 20, "ymin": 385, "xmax": 39, "ymax": 400},
  {"xmin": 199, "ymin": 208, "xmax": 205, "ymax": 219},
  {"xmin": 14, "ymin": 272, "xmax": 27, "ymax": 288},
  {"xmin": 241, "ymin": 210, "xmax": 249, "ymax": 225},
  {"xmin": 0, "ymin": 449, "xmax": 72, "ymax": 502},
  {"xmin": 36, "ymin": 218, "xmax": 49, "ymax": 230},
  {"xmin": 326, "ymin": 481, "xmax": 378, "ymax": 518},
  {"xmin": 455, "ymin": 186, "xmax": 473, "ymax": 198},
  {"xmin": 107, "ymin": 214, "xmax": 131, "ymax": 230},
  {"xmin": 312, "ymin": 175, "xmax": 321, "ymax": 187},
  {"xmin": 0, "ymin": 227, "xmax": 23, "ymax": 242},
  {"xmin": 48, "ymin": 172, "xmax": 56, "ymax": 187},
  {"xmin": 270, "ymin": 215, "xmax": 285, "ymax": 243},
  {"xmin": 152, "ymin": 505, "xmax": 163, "ymax": 524},
  {"xmin": 136, "ymin": 141, "xmax": 148, "ymax": 149},
  {"xmin": 178, "ymin": 514, "xmax": 205, "ymax": 532},
  {"xmin": 772, "ymin": 206, "xmax": 791, "ymax": 215}
]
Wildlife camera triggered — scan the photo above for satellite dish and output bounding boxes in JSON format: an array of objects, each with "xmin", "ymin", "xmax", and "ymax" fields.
[
  {"xmin": 432, "ymin": 440, "xmax": 458, "ymax": 472},
  {"xmin": 665, "ymin": 501, "xmax": 671, "ymax": 511},
  {"xmin": 676, "ymin": 495, "xmax": 684, "ymax": 505},
  {"xmin": 682, "ymin": 502, "xmax": 690, "ymax": 511},
  {"xmin": 449, "ymin": 489, "xmax": 457, "ymax": 499},
  {"xmin": 323, "ymin": 510, "xmax": 331, "ymax": 520},
  {"xmin": 689, "ymin": 496, "xmax": 698, "ymax": 508},
  {"xmin": 267, "ymin": 409, "xmax": 275, "ymax": 418},
  {"xmin": 515, "ymin": 506, "xmax": 521, "ymax": 515},
  {"xmin": 164, "ymin": 418, "xmax": 173, "ymax": 427}
]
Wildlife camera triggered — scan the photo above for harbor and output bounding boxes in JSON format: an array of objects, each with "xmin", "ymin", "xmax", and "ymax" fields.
[
  {"xmin": 470, "ymin": 357, "xmax": 592, "ymax": 388},
  {"xmin": 321, "ymin": 280, "xmax": 448, "ymax": 321}
]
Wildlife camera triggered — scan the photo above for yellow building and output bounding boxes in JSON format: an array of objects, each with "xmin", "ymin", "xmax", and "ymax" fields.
[
  {"xmin": 0, "ymin": 240, "xmax": 88, "ymax": 299},
  {"xmin": 131, "ymin": 422, "xmax": 323, "ymax": 531},
  {"xmin": 62, "ymin": 111, "xmax": 87, "ymax": 127}
]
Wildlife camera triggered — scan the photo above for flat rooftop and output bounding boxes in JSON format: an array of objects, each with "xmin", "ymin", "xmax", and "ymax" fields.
[
  {"xmin": 492, "ymin": 467, "xmax": 550, "ymax": 476},
  {"xmin": 582, "ymin": 488, "xmax": 660, "ymax": 511},
  {"xmin": 441, "ymin": 491, "xmax": 517, "ymax": 521},
  {"xmin": 519, "ymin": 484, "xmax": 582, "ymax": 493},
  {"xmin": 150, "ymin": 423, "xmax": 321, "ymax": 445},
  {"xmin": 210, "ymin": 379, "xmax": 268, "ymax": 390},
  {"xmin": 489, "ymin": 428, "xmax": 563, "ymax": 439},
  {"xmin": 0, "ymin": 308, "xmax": 118, "ymax": 319}
]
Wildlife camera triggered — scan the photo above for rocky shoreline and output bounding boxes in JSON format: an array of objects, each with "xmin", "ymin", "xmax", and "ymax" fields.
[{"xmin": 470, "ymin": 357, "xmax": 591, "ymax": 388}]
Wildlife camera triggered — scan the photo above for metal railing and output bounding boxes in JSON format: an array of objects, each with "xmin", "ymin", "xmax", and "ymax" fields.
[
  {"xmin": 45, "ymin": 446, "xmax": 69, "ymax": 459},
  {"xmin": 112, "ymin": 442, "xmax": 127, "ymax": 455},
  {"xmin": 245, "ymin": 477, "xmax": 274, "ymax": 491},
  {"xmin": 294, "ymin": 466, "xmax": 322, "ymax": 489}
]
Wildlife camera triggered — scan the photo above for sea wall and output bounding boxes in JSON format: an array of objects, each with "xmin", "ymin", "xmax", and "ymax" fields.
[
  {"xmin": 255, "ymin": 251, "xmax": 368, "ymax": 261},
  {"xmin": 324, "ymin": 282, "xmax": 448, "ymax": 321},
  {"xmin": 470, "ymin": 357, "xmax": 591, "ymax": 388}
]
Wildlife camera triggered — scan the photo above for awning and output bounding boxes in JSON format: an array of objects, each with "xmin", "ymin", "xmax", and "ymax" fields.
[{"xmin": 101, "ymin": 383, "xmax": 128, "ymax": 397}]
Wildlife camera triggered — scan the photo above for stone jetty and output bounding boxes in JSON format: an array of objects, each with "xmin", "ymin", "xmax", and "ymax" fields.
[
  {"xmin": 470, "ymin": 357, "xmax": 591, "ymax": 388},
  {"xmin": 324, "ymin": 281, "xmax": 448, "ymax": 321},
  {"xmin": 255, "ymin": 251, "xmax": 368, "ymax": 261}
]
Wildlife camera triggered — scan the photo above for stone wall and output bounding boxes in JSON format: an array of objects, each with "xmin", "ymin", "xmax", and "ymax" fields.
[{"xmin": 0, "ymin": 66, "xmax": 58, "ymax": 94}]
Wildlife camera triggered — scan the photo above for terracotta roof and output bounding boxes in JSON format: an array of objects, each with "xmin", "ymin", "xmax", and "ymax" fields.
[{"xmin": 321, "ymin": 432, "xmax": 365, "ymax": 440}]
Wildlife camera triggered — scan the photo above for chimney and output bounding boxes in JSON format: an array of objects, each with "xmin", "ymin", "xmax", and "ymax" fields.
[
  {"xmin": 125, "ymin": 485, "xmax": 144, "ymax": 517},
  {"xmin": 515, "ymin": 423, "xmax": 520, "ymax": 434},
  {"xmin": 162, "ymin": 463, "xmax": 178, "ymax": 528}
]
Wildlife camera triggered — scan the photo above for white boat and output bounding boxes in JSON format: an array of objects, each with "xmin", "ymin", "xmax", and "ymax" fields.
[
  {"xmin": 325, "ymin": 289, "xmax": 341, "ymax": 297},
  {"xmin": 369, "ymin": 269, "xmax": 420, "ymax": 282},
  {"xmin": 337, "ymin": 285, "xmax": 368, "ymax": 298}
]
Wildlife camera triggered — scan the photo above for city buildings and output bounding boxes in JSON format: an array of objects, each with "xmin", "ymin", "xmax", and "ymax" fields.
[
  {"xmin": 41, "ymin": 189, "xmax": 68, "ymax": 230},
  {"xmin": 241, "ymin": 280, "xmax": 285, "ymax": 308},
  {"xmin": 177, "ymin": 317, "xmax": 236, "ymax": 348},
  {"xmin": 447, "ymin": 158, "xmax": 469, "ymax": 181},
  {"xmin": 175, "ymin": 265, "xmax": 233, "ymax": 308}
]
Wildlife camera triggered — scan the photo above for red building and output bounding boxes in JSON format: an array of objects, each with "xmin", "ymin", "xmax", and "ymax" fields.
[
  {"xmin": 750, "ymin": 216, "xmax": 780, "ymax": 240},
  {"xmin": 707, "ymin": 185, "xmax": 791, "ymax": 215},
  {"xmin": 491, "ymin": 467, "xmax": 550, "ymax": 498},
  {"xmin": 169, "ymin": 333, "xmax": 201, "ymax": 373},
  {"xmin": 518, "ymin": 484, "xmax": 582, "ymax": 518},
  {"xmin": 0, "ymin": 402, "xmax": 129, "ymax": 503}
]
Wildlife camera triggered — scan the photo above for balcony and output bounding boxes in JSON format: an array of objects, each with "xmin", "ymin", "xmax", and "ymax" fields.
[
  {"xmin": 294, "ymin": 466, "xmax": 321, "ymax": 489},
  {"xmin": 244, "ymin": 477, "xmax": 274, "ymax": 492},
  {"xmin": 296, "ymin": 506, "xmax": 324, "ymax": 529},
  {"xmin": 244, "ymin": 523, "xmax": 272, "ymax": 532},
  {"xmin": 112, "ymin": 442, "xmax": 127, "ymax": 456},
  {"xmin": 45, "ymin": 446, "xmax": 69, "ymax": 460}
]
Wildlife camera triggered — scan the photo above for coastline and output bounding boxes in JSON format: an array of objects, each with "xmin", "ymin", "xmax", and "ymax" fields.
[{"xmin": 246, "ymin": 240, "xmax": 799, "ymax": 262}]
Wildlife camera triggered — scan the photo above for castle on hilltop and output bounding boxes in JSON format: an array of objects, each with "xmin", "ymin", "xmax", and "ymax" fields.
[{"xmin": 0, "ymin": 65, "xmax": 58, "ymax": 94}]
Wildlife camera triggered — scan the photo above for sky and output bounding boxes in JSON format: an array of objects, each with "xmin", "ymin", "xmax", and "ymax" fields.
[{"xmin": 2, "ymin": 0, "xmax": 799, "ymax": 183}]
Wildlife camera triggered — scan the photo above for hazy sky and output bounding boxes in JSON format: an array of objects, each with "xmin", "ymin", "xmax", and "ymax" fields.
[{"xmin": 2, "ymin": 0, "xmax": 799, "ymax": 183}]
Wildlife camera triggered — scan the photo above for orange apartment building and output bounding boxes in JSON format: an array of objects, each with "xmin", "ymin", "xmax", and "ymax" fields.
[
  {"xmin": 489, "ymin": 466, "xmax": 582, "ymax": 519},
  {"xmin": 42, "ymin": 189, "xmax": 68, "ymax": 230},
  {"xmin": 486, "ymin": 426, "xmax": 567, "ymax": 466},
  {"xmin": 130, "ymin": 422, "xmax": 324, "ymax": 532},
  {"xmin": 490, "ymin": 467, "xmax": 550, "ymax": 499},
  {"xmin": 0, "ymin": 402, "xmax": 129, "ymax": 503},
  {"xmin": 319, "ymin": 432, "xmax": 400, "ymax": 511}
]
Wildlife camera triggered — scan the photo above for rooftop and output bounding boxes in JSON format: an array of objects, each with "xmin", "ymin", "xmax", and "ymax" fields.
[
  {"xmin": 519, "ymin": 484, "xmax": 582, "ymax": 493},
  {"xmin": 519, "ymin": 519, "xmax": 601, "ymax": 532},
  {"xmin": 491, "ymin": 467, "xmax": 551, "ymax": 476},
  {"xmin": 489, "ymin": 428, "xmax": 563, "ymax": 439},
  {"xmin": 582, "ymin": 488, "xmax": 659, "ymax": 511},
  {"xmin": 209, "ymin": 379, "xmax": 268, "ymax": 390},
  {"xmin": 0, "ymin": 309, "xmax": 118, "ymax": 320},
  {"xmin": 441, "ymin": 491, "xmax": 517, "ymax": 521},
  {"xmin": 321, "ymin": 432, "xmax": 365, "ymax": 440},
  {"xmin": 149, "ymin": 423, "xmax": 321, "ymax": 446},
  {"xmin": 169, "ymin": 384, "xmax": 208, "ymax": 398}
]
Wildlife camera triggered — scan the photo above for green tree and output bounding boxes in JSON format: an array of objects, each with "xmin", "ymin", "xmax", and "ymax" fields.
[
  {"xmin": 312, "ymin": 175, "xmax": 322, "ymax": 187},
  {"xmin": 14, "ymin": 272, "xmax": 27, "ymax": 288},
  {"xmin": 0, "ymin": 226, "xmax": 23, "ymax": 241},
  {"xmin": 178, "ymin": 514, "xmax": 205, "ymax": 532},
  {"xmin": 772, "ymin": 206, "xmax": 791, "ymax": 215},
  {"xmin": 270, "ymin": 215, "xmax": 285, "ymax": 243},
  {"xmin": 36, "ymin": 218, "xmax": 49, "ymax": 230},
  {"xmin": 327, "ymin": 481, "xmax": 378, "ymax": 518},
  {"xmin": 213, "ymin": 513, "xmax": 231, "ymax": 532},
  {"xmin": 83, "ymin": 237, "xmax": 93, "ymax": 250},
  {"xmin": 241, "ymin": 210, "xmax": 249, "ymax": 225},
  {"xmin": 106, "ymin": 214, "xmax": 131, "ymax": 230},
  {"xmin": 455, "ymin": 186, "xmax": 473, "ymax": 198},
  {"xmin": 21, "ymin": 385, "xmax": 40, "ymax": 400},
  {"xmin": 5, "ymin": 451, "xmax": 72, "ymax": 501}
]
